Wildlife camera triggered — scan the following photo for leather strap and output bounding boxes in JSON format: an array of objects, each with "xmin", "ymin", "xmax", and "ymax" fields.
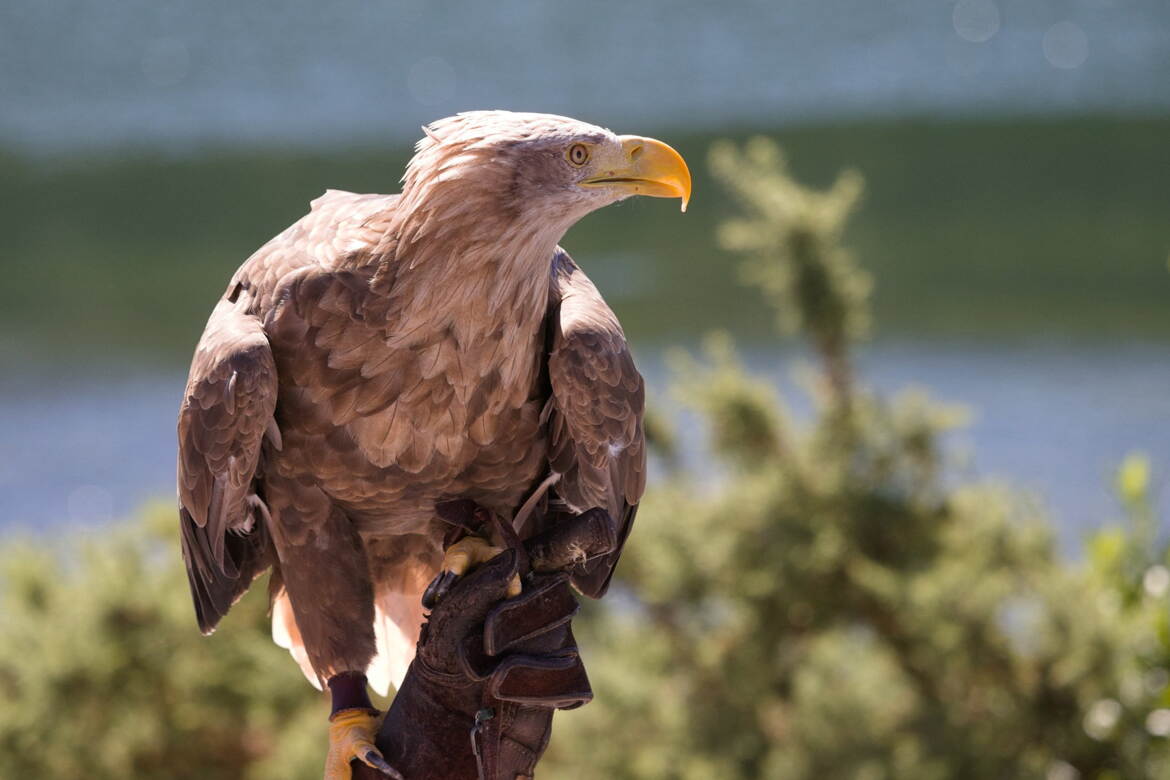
[
  {"xmin": 327, "ymin": 671, "xmax": 378, "ymax": 717},
  {"xmin": 483, "ymin": 573, "xmax": 577, "ymax": 655}
]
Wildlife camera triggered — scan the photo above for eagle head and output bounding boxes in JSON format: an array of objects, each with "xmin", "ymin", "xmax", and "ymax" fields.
[{"xmin": 402, "ymin": 111, "xmax": 691, "ymax": 233}]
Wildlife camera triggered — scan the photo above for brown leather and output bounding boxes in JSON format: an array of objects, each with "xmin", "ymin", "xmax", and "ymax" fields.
[
  {"xmin": 484, "ymin": 573, "xmax": 579, "ymax": 655},
  {"xmin": 353, "ymin": 508, "xmax": 619, "ymax": 779},
  {"xmin": 526, "ymin": 508, "xmax": 619, "ymax": 574},
  {"xmin": 490, "ymin": 652, "xmax": 592, "ymax": 708}
]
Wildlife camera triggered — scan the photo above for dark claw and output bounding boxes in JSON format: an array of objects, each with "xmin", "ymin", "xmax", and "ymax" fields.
[
  {"xmin": 364, "ymin": 749, "xmax": 404, "ymax": 779},
  {"xmin": 422, "ymin": 569, "xmax": 459, "ymax": 610}
]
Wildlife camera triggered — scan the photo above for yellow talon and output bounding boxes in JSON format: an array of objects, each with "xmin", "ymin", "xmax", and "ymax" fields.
[
  {"xmin": 324, "ymin": 708, "xmax": 400, "ymax": 779},
  {"xmin": 442, "ymin": 536, "xmax": 522, "ymax": 597}
]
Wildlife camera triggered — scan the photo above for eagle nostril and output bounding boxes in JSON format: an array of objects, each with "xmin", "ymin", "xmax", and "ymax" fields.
[{"xmin": 628, "ymin": 144, "xmax": 643, "ymax": 160}]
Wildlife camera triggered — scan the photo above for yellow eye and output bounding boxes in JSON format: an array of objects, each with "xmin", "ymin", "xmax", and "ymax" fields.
[{"xmin": 566, "ymin": 143, "xmax": 590, "ymax": 166}]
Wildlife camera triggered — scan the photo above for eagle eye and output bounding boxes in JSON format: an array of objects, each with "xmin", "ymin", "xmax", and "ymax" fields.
[{"xmin": 566, "ymin": 143, "xmax": 590, "ymax": 166}]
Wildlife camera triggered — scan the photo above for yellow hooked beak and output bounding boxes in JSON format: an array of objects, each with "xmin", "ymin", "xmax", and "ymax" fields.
[{"xmin": 580, "ymin": 135, "xmax": 692, "ymax": 212}]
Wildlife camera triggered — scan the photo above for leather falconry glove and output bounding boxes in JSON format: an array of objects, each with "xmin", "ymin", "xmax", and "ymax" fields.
[{"xmin": 351, "ymin": 506, "xmax": 621, "ymax": 780}]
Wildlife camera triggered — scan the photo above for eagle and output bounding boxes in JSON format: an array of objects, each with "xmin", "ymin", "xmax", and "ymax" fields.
[{"xmin": 176, "ymin": 111, "xmax": 690, "ymax": 775}]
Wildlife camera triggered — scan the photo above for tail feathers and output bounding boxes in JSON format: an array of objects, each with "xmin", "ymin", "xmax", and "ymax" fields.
[
  {"xmin": 367, "ymin": 590, "xmax": 426, "ymax": 696},
  {"xmin": 182, "ymin": 501, "xmax": 272, "ymax": 635},
  {"xmin": 269, "ymin": 586, "xmax": 426, "ymax": 696},
  {"xmin": 271, "ymin": 590, "xmax": 322, "ymax": 690}
]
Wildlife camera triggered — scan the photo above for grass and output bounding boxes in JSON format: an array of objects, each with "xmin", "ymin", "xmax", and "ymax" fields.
[{"xmin": 1, "ymin": 114, "xmax": 1167, "ymax": 368}]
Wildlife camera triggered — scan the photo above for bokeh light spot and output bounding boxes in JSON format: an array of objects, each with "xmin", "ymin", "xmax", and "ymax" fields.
[
  {"xmin": 1084, "ymin": 698, "xmax": 1121, "ymax": 740},
  {"xmin": 1043, "ymin": 22, "xmax": 1089, "ymax": 70},
  {"xmin": 1143, "ymin": 564, "xmax": 1170, "ymax": 598},
  {"xmin": 952, "ymin": 0, "xmax": 1000, "ymax": 44},
  {"xmin": 1147, "ymin": 709, "xmax": 1170, "ymax": 737}
]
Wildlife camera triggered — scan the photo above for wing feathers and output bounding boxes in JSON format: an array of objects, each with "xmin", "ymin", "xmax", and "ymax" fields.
[
  {"xmin": 545, "ymin": 249, "xmax": 646, "ymax": 598},
  {"xmin": 178, "ymin": 299, "xmax": 278, "ymax": 634}
]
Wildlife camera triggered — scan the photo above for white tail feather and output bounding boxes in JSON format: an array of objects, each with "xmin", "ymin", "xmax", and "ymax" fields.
[
  {"xmin": 270, "ymin": 586, "xmax": 426, "ymax": 697},
  {"xmin": 366, "ymin": 591, "xmax": 425, "ymax": 696},
  {"xmin": 271, "ymin": 591, "xmax": 322, "ymax": 690}
]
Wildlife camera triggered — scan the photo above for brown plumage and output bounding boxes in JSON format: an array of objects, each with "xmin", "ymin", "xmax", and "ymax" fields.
[{"xmin": 177, "ymin": 111, "xmax": 690, "ymax": 693}]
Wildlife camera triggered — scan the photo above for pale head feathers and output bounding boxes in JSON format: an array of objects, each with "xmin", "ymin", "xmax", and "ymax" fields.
[
  {"xmin": 397, "ymin": 111, "xmax": 622, "ymax": 249},
  {"xmin": 371, "ymin": 111, "xmax": 628, "ymax": 330},
  {"xmin": 362, "ymin": 112, "xmax": 627, "ymax": 399}
]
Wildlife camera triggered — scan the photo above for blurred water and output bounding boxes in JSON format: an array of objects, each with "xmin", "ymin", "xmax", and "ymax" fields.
[
  {"xmin": 2, "ymin": 0, "xmax": 1168, "ymax": 153},
  {"xmin": 2, "ymin": 343, "xmax": 1166, "ymax": 552}
]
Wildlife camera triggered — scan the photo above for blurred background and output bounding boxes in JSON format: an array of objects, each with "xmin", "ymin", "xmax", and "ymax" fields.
[{"xmin": 1, "ymin": 1, "xmax": 1168, "ymax": 777}]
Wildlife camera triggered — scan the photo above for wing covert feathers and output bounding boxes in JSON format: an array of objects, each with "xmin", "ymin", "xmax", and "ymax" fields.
[
  {"xmin": 178, "ymin": 299, "xmax": 278, "ymax": 634},
  {"xmin": 545, "ymin": 250, "xmax": 646, "ymax": 597}
]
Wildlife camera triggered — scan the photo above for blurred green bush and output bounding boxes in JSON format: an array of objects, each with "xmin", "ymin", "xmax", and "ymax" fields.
[
  {"xmin": 543, "ymin": 139, "xmax": 1170, "ymax": 779},
  {"xmin": 2, "ymin": 140, "xmax": 1167, "ymax": 779},
  {"xmin": 0, "ymin": 507, "xmax": 327, "ymax": 779}
]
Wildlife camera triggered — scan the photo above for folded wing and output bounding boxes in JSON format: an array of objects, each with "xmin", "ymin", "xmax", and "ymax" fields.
[
  {"xmin": 544, "ymin": 249, "xmax": 646, "ymax": 597},
  {"xmin": 178, "ymin": 299, "xmax": 278, "ymax": 634}
]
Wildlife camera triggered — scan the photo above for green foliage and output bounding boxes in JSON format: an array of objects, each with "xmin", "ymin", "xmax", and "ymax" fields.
[
  {"xmin": 543, "ymin": 140, "xmax": 1170, "ymax": 779},
  {"xmin": 0, "ymin": 137, "xmax": 1166, "ymax": 778},
  {"xmin": 711, "ymin": 138, "xmax": 871, "ymax": 354},
  {"xmin": 0, "ymin": 506, "xmax": 326, "ymax": 779}
]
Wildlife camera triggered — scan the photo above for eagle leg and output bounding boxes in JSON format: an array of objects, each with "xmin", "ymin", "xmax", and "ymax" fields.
[
  {"xmin": 265, "ymin": 479, "xmax": 390, "ymax": 776},
  {"xmin": 324, "ymin": 708, "xmax": 402, "ymax": 780},
  {"xmin": 421, "ymin": 536, "xmax": 521, "ymax": 608}
]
